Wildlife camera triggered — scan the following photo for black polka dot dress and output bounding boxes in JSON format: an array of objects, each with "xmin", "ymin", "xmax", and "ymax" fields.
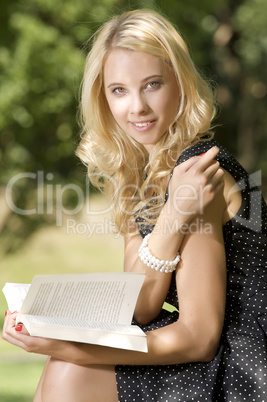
[{"xmin": 115, "ymin": 140, "xmax": 267, "ymax": 401}]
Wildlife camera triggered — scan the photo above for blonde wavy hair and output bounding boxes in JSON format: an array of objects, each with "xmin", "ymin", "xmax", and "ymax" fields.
[{"xmin": 76, "ymin": 9, "xmax": 216, "ymax": 236}]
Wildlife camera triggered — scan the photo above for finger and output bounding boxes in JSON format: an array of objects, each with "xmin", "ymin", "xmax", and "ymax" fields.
[
  {"xmin": 203, "ymin": 171, "xmax": 224, "ymax": 198},
  {"xmin": 195, "ymin": 146, "xmax": 220, "ymax": 170},
  {"xmin": 210, "ymin": 169, "xmax": 225, "ymax": 189},
  {"xmin": 202, "ymin": 146, "xmax": 220, "ymax": 159},
  {"xmin": 178, "ymin": 146, "xmax": 220, "ymax": 174},
  {"xmin": 208, "ymin": 178, "xmax": 224, "ymax": 197},
  {"xmin": 4, "ymin": 311, "xmax": 18, "ymax": 333},
  {"xmin": 176, "ymin": 155, "xmax": 201, "ymax": 173},
  {"xmin": 202, "ymin": 159, "xmax": 221, "ymax": 179},
  {"xmin": 215, "ymin": 178, "xmax": 225, "ymax": 192},
  {"xmin": 2, "ymin": 316, "xmax": 31, "ymax": 350},
  {"xmin": 3, "ymin": 310, "xmax": 16, "ymax": 333},
  {"xmin": 15, "ymin": 324, "xmax": 29, "ymax": 335}
]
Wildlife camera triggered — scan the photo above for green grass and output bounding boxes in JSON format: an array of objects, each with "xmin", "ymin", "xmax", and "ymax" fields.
[
  {"xmin": 0, "ymin": 197, "xmax": 124, "ymax": 401},
  {"xmin": 0, "ymin": 360, "xmax": 45, "ymax": 402}
]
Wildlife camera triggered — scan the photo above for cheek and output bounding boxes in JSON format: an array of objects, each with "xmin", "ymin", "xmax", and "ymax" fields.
[
  {"xmin": 106, "ymin": 98, "xmax": 126, "ymax": 122},
  {"xmin": 167, "ymin": 88, "xmax": 180, "ymax": 119},
  {"xmin": 159, "ymin": 93, "xmax": 179, "ymax": 121}
]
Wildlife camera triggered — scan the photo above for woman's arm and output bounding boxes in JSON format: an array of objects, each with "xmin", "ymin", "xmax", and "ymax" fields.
[
  {"xmin": 2, "ymin": 174, "xmax": 227, "ymax": 366},
  {"xmin": 124, "ymin": 146, "xmax": 224, "ymax": 323}
]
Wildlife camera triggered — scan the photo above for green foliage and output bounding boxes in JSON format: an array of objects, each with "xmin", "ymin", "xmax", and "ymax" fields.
[
  {"xmin": 234, "ymin": 0, "xmax": 267, "ymax": 69},
  {"xmin": 1, "ymin": 0, "xmax": 91, "ymax": 183},
  {"xmin": 0, "ymin": 0, "xmax": 121, "ymax": 252},
  {"xmin": 0, "ymin": 0, "xmax": 266, "ymax": 254}
]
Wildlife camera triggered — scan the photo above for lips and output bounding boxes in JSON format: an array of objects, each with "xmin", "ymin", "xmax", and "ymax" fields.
[
  {"xmin": 130, "ymin": 120, "xmax": 156, "ymax": 131},
  {"xmin": 134, "ymin": 122, "xmax": 151, "ymax": 127}
]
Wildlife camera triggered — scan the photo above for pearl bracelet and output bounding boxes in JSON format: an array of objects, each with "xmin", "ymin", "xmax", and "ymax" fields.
[{"xmin": 138, "ymin": 233, "xmax": 180, "ymax": 273}]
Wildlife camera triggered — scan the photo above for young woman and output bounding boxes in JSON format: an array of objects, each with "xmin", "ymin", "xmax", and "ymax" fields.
[{"xmin": 3, "ymin": 9, "xmax": 266, "ymax": 402}]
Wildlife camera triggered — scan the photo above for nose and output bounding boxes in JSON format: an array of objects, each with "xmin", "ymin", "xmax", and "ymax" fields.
[{"xmin": 129, "ymin": 92, "xmax": 148, "ymax": 115}]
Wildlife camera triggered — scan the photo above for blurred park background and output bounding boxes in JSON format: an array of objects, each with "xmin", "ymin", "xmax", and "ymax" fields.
[{"xmin": 0, "ymin": 0, "xmax": 266, "ymax": 400}]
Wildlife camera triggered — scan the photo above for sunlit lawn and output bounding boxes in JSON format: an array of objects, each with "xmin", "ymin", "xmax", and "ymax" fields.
[{"xmin": 0, "ymin": 196, "xmax": 124, "ymax": 401}]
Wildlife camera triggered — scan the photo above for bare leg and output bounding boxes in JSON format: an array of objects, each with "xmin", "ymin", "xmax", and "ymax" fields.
[
  {"xmin": 34, "ymin": 357, "xmax": 51, "ymax": 401},
  {"xmin": 34, "ymin": 357, "xmax": 118, "ymax": 402}
]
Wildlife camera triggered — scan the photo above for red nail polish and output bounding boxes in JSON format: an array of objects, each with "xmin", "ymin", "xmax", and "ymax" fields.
[
  {"xmin": 15, "ymin": 324, "xmax": 23, "ymax": 332},
  {"xmin": 200, "ymin": 153, "xmax": 206, "ymax": 156},
  {"xmin": 11, "ymin": 311, "xmax": 18, "ymax": 315},
  {"xmin": 5, "ymin": 311, "xmax": 7, "ymax": 317}
]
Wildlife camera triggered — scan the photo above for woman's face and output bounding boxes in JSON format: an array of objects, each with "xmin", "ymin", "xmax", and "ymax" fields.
[{"xmin": 104, "ymin": 48, "xmax": 180, "ymax": 152}]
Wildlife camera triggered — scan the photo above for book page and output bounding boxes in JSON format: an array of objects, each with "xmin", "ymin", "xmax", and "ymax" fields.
[
  {"xmin": 19, "ymin": 272, "xmax": 145, "ymax": 325},
  {"xmin": 21, "ymin": 314, "xmax": 146, "ymax": 336},
  {"xmin": 20, "ymin": 314, "xmax": 147, "ymax": 352},
  {"xmin": 2, "ymin": 283, "xmax": 31, "ymax": 312}
]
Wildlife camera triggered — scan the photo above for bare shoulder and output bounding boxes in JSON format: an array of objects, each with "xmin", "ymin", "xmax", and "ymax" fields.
[
  {"xmin": 203, "ymin": 167, "xmax": 242, "ymax": 226},
  {"xmin": 222, "ymin": 168, "xmax": 242, "ymax": 225}
]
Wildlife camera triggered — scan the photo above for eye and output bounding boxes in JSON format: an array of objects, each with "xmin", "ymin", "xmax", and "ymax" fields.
[
  {"xmin": 112, "ymin": 87, "xmax": 126, "ymax": 95},
  {"xmin": 146, "ymin": 81, "xmax": 161, "ymax": 90}
]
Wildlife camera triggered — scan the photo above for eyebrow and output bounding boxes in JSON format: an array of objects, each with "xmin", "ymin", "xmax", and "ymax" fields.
[{"xmin": 107, "ymin": 74, "xmax": 164, "ymax": 88}]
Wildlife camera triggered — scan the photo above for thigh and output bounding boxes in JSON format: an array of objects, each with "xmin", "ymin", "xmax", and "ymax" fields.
[{"xmin": 34, "ymin": 357, "xmax": 118, "ymax": 402}]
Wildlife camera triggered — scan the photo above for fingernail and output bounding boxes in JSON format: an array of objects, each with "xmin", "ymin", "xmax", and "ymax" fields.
[
  {"xmin": 199, "ymin": 153, "xmax": 206, "ymax": 156},
  {"xmin": 11, "ymin": 311, "xmax": 18, "ymax": 315},
  {"xmin": 15, "ymin": 324, "xmax": 23, "ymax": 332},
  {"xmin": 5, "ymin": 311, "xmax": 7, "ymax": 317}
]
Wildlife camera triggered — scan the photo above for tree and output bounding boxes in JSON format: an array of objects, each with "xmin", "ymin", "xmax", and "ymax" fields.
[
  {"xmin": 0, "ymin": 0, "xmax": 266, "ymax": 254},
  {"xmin": 0, "ymin": 0, "xmax": 121, "ymax": 253}
]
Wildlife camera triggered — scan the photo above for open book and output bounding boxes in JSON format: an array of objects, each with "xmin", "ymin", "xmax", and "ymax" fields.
[{"xmin": 2, "ymin": 272, "xmax": 147, "ymax": 352}]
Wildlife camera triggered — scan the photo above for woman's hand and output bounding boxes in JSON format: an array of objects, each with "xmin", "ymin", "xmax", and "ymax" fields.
[
  {"xmin": 165, "ymin": 146, "xmax": 224, "ymax": 226},
  {"xmin": 2, "ymin": 311, "xmax": 61, "ymax": 357}
]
